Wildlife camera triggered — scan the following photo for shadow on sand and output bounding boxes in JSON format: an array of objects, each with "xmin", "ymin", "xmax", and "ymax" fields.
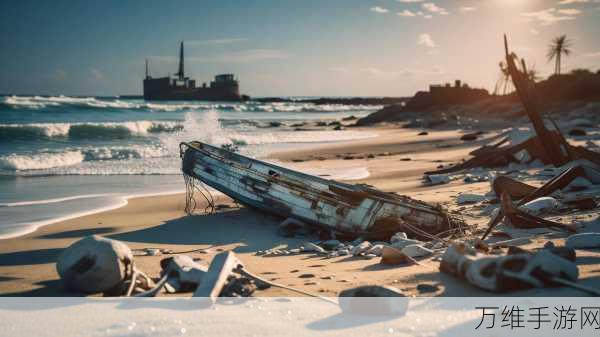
[{"xmin": 109, "ymin": 208, "xmax": 293, "ymax": 253}]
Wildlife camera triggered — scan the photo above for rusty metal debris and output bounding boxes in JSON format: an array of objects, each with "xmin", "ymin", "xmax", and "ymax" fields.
[
  {"xmin": 426, "ymin": 35, "xmax": 600, "ymax": 177},
  {"xmin": 440, "ymin": 242, "xmax": 582, "ymax": 293}
]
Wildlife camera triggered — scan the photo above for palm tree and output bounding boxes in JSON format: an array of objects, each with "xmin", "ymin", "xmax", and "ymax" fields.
[{"xmin": 547, "ymin": 35, "xmax": 572, "ymax": 75}]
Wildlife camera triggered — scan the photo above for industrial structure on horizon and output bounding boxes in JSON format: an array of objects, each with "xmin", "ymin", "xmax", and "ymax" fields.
[{"xmin": 143, "ymin": 42, "xmax": 243, "ymax": 101}]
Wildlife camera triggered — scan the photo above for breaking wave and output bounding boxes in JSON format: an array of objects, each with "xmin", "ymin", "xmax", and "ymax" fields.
[
  {"xmin": 0, "ymin": 120, "xmax": 184, "ymax": 141},
  {"xmin": 0, "ymin": 95, "xmax": 380, "ymax": 113},
  {"xmin": 0, "ymin": 145, "xmax": 168, "ymax": 171},
  {"xmin": 0, "ymin": 111, "xmax": 377, "ymax": 174}
]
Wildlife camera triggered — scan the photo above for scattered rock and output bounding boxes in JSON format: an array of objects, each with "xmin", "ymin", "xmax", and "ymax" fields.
[
  {"xmin": 390, "ymin": 232, "xmax": 408, "ymax": 242},
  {"xmin": 424, "ymin": 174, "xmax": 450, "ymax": 185},
  {"xmin": 390, "ymin": 238, "xmax": 424, "ymax": 250},
  {"xmin": 302, "ymin": 242, "xmax": 326, "ymax": 253},
  {"xmin": 401, "ymin": 244, "xmax": 433, "ymax": 258},
  {"xmin": 519, "ymin": 197, "xmax": 559, "ymax": 216},
  {"xmin": 380, "ymin": 246, "xmax": 410, "ymax": 265},
  {"xmin": 366, "ymin": 244, "xmax": 384, "ymax": 256},
  {"xmin": 460, "ymin": 132, "xmax": 480, "ymax": 141},
  {"xmin": 457, "ymin": 193, "xmax": 486, "ymax": 205},
  {"xmin": 416, "ymin": 283, "xmax": 440, "ymax": 294},
  {"xmin": 568, "ymin": 128, "xmax": 587, "ymax": 136},
  {"xmin": 418, "ymin": 131, "xmax": 428, "ymax": 136},
  {"xmin": 333, "ymin": 125, "xmax": 344, "ymax": 131},
  {"xmin": 351, "ymin": 241, "xmax": 372, "ymax": 256},
  {"xmin": 298, "ymin": 273, "xmax": 316, "ymax": 279},
  {"xmin": 56, "ymin": 235, "xmax": 133, "ymax": 294},
  {"xmin": 320, "ymin": 240, "xmax": 341, "ymax": 251}
]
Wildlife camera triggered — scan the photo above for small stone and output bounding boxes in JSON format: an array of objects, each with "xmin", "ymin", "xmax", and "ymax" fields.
[
  {"xmin": 390, "ymin": 232, "xmax": 408, "ymax": 242},
  {"xmin": 390, "ymin": 238, "xmax": 424, "ymax": 250},
  {"xmin": 338, "ymin": 249, "xmax": 350, "ymax": 256},
  {"xmin": 321, "ymin": 275, "xmax": 335, "ymax": 280},
  {"xmin": 416, "ymin": 283, "xmax": 440, "ymax": 294},
  {"xmin": 351, "ymin": 241, "xmax": 372, "ymax": 256},
  {"xmin": 302, "ymin": 242, "xmax": 326, "ymax": 253},
  {"xmin": 401, "ymin": 244, "xmax": 433, "ymax": 258},
  {"xmin": 366, "ymin": 244, "xmax": 384, "ymax": 256},
  {"xmin": 320, "ymin": 240, "xmax": 341, "ymax": 251},
  {"xmin": 304, "ymin": 281, "xmax": 319, "ymax": 286},
  {"xmin": 298, "ymin": 273, "xmax": 315, "ymax": 278},
  {"xmin": 364, "ymin": 254, "xmax": 378, "ymax": 259}
]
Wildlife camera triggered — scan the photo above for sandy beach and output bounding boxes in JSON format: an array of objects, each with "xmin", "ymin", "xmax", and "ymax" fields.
[{"xmin": 2, "ymin": 125, "xmax": 599, "ymax": 297}]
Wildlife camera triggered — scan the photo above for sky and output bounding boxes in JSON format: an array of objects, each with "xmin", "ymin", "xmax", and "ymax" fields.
[{"xmin": 0, "ymin": 0, "xmax": 599, "ymax": 97}]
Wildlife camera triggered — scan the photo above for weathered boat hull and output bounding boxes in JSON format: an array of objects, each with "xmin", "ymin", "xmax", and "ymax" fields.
[{"xmin": 180, "ymin": 141, "xmax": 458, "ymax": 240}]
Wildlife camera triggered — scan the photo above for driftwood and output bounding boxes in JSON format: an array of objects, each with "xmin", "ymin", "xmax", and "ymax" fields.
[
  {"xmin": 193, "ymin": 251, "xmax": 242, "ymax": 302},
  {"xmin": 481, "ymin": 163, "xmax": 598, "ymax": 240}
]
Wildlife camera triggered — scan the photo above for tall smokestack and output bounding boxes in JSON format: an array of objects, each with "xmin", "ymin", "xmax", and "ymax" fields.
[{"xmin": 176, "ymin": 41, "xmax": 184, "ymax": 80}]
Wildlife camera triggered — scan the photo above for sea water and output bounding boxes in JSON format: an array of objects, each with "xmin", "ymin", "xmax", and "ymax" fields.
[{"xmin": 0, "ymin": 95, "xmax": 379, "ymax": 238}]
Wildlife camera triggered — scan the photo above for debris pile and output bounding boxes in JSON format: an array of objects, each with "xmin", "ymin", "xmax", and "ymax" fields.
[{"xmin": 440, "ymin": 242, "xmax": 579, "ymax": 293}]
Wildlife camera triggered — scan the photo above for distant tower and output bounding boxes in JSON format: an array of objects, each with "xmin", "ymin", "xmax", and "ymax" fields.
[
  {"xmin": 175, "ymin": 41, "xmax": 185, "ymax": 80},
  {"xmin": 145, "ymin": 58, "xmax": 150, "ymax": 79}
]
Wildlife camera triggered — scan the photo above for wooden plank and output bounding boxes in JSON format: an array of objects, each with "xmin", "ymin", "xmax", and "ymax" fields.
[{"xmin": 193, "ymin": 251, "xmax": 242, "ymax": 303}]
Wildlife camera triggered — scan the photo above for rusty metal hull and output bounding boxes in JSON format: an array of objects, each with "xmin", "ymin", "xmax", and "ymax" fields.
[{"xmin": 180, "ymin": 141, "xmax": 455, "ymax": 240}]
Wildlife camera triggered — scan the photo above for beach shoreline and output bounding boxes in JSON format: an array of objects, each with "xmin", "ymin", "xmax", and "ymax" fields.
[{"xmin": 2, "ymin": 124, "xmax": 599, "ymax": 297}]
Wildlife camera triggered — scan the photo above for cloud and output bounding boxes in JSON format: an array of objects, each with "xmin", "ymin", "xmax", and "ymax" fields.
[
  {"xmin": 459, "ymin": 7, "xmax": 476, "ymax": 13},
  {"xmin": 187, "ymin": 38, "xmax": 247, "ymax": 46},
  {"xmin": 152, "ymin": 49, "xmax": 289, "ymax": 64},
  {"xmin": 557, "ymin": 8, "xmax": 582, "ymax": 14},
  {"xmin": 397, "ymin": 10, "xmax": 417, "ymax": 17},
  {"xmin": 558, "ymin": 0, "xmax": 589, "ymax": 4},
  {"xmin": 418, "ymin": 33, "xmax": 436, "ymax": 48},
  {"xmin": 370, "ymin": 6, "xmax": 389, "ymax": 13},
  {"xmin": 521, "ymin": 8, "xmax": 579, "ymax": 25},
  {"xmin": 330, "ymin": 66, "xmax": 414, "ymax": 78},
  {"xmin": 422, "ymin": 3, "xmax": 449, "ymax": 15},
  {"xmin": 90, "ymin": 68, "xmax": 104, "ymax": 81},
  {"xmin": 583, "ymin": 51, "xmax": 600, "ymax": 57}
]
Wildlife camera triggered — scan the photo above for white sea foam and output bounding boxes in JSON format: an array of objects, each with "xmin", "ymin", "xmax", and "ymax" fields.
[
  {"xmin": 0, "ymin": 150, "xmax": 85, "ymax": 171},
  {"xmin": 0, "ymin": 120, "xmax": 184, "ymax": 140},
  {"xmin": 1, "ymin": 95, "xmax": 381, "ymax": 113}
]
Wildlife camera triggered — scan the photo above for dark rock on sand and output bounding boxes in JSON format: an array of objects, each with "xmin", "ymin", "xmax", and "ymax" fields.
[{"xmin": 568, "ymin": 128, "xmax": 587, "ymax": 136}]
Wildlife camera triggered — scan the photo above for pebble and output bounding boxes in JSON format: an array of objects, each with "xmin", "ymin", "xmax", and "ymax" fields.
[
  {"xmin": 401, "ymin": 244, "xmax": 433, "ymax": 258},
  {"xmin": 320, "ymin": 240, "xmax": 341, "ymax": 251},
  {"xmin": 351, "ymin": 241, "xmax": 372, "ymax": 256},
  {"xmin": 338, "ymin": 249, "xmax": 350, "ymax": 256},
  {"xmin": 416, "ymin": 283, "xmax": 440, "ymax": 294},
  {"xmin": 303, "ymin": 242, "xmax": 326, "ymax": 253},
  {"xmin": 366, "ymin": 244, "xmax": 384, "ymax": 256},
  {"xmin": 391, "ymin": 238, "xmax": 424, "ymax": 250},
  {"xmin": 298, "ymin": 273, "xmax": 316, "ymax": 278}
]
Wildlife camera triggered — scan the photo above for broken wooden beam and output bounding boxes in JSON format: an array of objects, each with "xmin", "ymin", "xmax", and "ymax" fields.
[{"xmin": 193, "ymin": 251, "xmax": 242, "ymax": 303}]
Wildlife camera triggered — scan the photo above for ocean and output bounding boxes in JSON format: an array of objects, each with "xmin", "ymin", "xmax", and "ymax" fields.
[{"xmin": 0, "ymin": 95, "xmax": 379, "ymax": 239}]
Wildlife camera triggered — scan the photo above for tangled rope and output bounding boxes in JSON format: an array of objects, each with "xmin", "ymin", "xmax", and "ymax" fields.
[{"xmin": 183, "ymin": 173, "xmax": 215, "ymax": 215}]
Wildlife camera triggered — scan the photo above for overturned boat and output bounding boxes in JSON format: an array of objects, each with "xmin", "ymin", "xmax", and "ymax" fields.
[{"xmin": 180, "ymin": 141, "xmax": 462, "ymax": 240}]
